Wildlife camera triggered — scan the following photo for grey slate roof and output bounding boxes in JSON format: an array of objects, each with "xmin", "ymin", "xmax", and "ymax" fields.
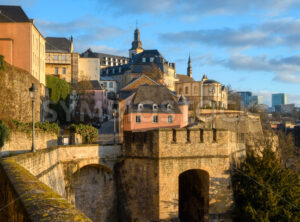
[
  {"xmin": 126, "ymin": 85, "xmax": 181, "ymax": 114},
  {"xmin": 203, "ymin": 79, "xmax": 220, "ymax": 84},
  {"xmin": 176, "ymin": 74, "xmax": 194, "ymax": 83},
  {"xmin": 0, "ymin": 6, "xmax": 30, "ymax": 22},
  {"xmin": 75, "ymin": 80, "xmax": 103, "ymax": 90},
  {"xmin": 81, "ymin": 48, "xmax": 128, "ymax": 60},
  {"xmin": 45, "ymin": 37, "xmax": 72, "ymax": 53}
]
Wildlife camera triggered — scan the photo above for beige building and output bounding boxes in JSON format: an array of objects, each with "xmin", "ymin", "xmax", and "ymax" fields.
[
  {"xmin": 176, "ymin": 74, "xmax": 228, "ymax": 111},
  {"xmin": 45, "ymin": 37, "xmax": 79, "ymax": 83},
  {"xmin": 78, "ymin": 57, "xmax": 100, "ymax": 81},
  {"xmin": 0, "ymin": 6, "xmax": 46, "ymax": 86}
]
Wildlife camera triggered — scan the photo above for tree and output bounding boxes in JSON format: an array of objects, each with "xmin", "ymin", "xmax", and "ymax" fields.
[
  {"xmin": 232, "ymin": 147, "xmax": 300, "ymax": 222},
  {"xmin": 226, "ymin": 85, "xmax": 241, "ymax": 110}
]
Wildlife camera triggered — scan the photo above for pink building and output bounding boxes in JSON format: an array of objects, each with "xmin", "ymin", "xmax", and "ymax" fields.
[
  {"xmin": 123, "ymin": 85, "xmax": 188, "ymax": 132},
  {"xmin": 75, "ymin": 80, "xmax": 110, "ymax": 123}
]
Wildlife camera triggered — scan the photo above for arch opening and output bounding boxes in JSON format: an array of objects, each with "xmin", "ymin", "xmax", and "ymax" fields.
[{"xmin": 179, "ymin": 169, "xmax": 209, "ymax": 222}]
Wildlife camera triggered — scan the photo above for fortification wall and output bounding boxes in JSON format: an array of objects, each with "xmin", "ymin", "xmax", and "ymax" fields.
[
  {"xmin": 0, "ymin": 63, "xmax": 42, "ymax": 122},
  {"xmin": 1, "ymin": 131, "xmax": 58, "ymax": 156},
  {"xmin": 119, "ymin": 128, "xmax": 246, "ymax": 221}
]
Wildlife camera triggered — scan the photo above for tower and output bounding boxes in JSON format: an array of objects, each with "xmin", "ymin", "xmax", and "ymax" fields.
[
  {"xmin": 129, "ymin": 25, "xmax": 144, "ymax": 59},
  {"xmin": 187, "ymin": 54, "xmax": 192, "ymax": 78}
]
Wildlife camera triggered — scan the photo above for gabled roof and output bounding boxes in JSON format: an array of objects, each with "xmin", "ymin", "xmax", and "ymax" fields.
[
  {"xmin": 45, "ymin": 37, "xmax": 72, "ymax": 53},
  {"xmin": 121, "ymin": 74, "xmax": 160, "ymax": 91},
  {"xmin": 0, "ymin": 6, "xmax": 30, "ymax": 22},
  {"xmin": 75, "ymin": 80, "xmax": 103, "ymax": 91},
  {"xmin": 176, "ymin": 74, "xmax": 194, "ymax": 83}
]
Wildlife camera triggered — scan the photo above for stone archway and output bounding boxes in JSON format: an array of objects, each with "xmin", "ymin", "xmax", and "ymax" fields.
[
  {"xmin": 72, "ymin": 164, "xmax": 116, "ymax": 222},
  {"xmin": 179, "ymin": 169, "xmax": 209, "ymax": 222}
]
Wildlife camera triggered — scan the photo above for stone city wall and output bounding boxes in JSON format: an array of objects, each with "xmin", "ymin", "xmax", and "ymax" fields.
[
  {"xmin": 118, "ymin": 128, "xmax": 246, "ymax": 221},
  {"xmin": 1, "ymin": 130, "xmax": 58, "ymax": 156}
]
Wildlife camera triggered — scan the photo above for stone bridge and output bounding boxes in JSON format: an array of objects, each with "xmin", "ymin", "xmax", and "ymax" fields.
[{"xmin": 0, "ymin": 115, "xmax": 262, "ymax": 222}]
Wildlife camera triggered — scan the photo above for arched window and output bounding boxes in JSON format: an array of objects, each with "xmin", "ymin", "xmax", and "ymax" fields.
[{"xmin": 185, "ymin": 86, "xmax": 189, "ymax": 94}]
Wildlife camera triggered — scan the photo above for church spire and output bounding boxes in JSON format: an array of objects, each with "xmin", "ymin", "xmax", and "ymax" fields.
[
  {"xmin": 187, "ymin": 54, "xmax": 192, "ymax": 78},
  {"xmin": 129, "ymin": 23, "xmax": 143, "ymax": 59}
]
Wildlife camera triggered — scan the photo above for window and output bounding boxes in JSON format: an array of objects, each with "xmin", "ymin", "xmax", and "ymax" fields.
[
  {"xmin": 62, "ymin": 67, "xmax": 66, "ymax": 74},
  {"xmin": 194, "ymin": 86, "xmax": 198, "ymax": 94},
  {"xmin": 179, "ymin": 88, "xmax": 182, "ymax": 94},
  {"xmin": 153, "ymin": 104, "xmax": 158, "ymax": 111},
  {"xmin": 53, "ymin": 55, "xmax": 59, "ymax": 60},
  {"xmin": 153, "ymin": 115, "xmax": 158, "ymax": 123},
  {"xmin": 109, "ymin": 82, "xmax": 113, "ymax": 88},
  {"xmin": 168, "ymin": 115, "xmax": 173, "ymax": 123},
  {"xmin": 167, "ymin": 104, "xmax": 172, "ymax": 111},
  {"xmin": 61, "ymin": 55, "xmax": 67, "ymax": 61},
  {"xmin": 200, "ymin": 129, "xmax": 204, "ymax": 143},
  {"xmin": 150, "ymin": 57, "xmax": 154, "ymax": 62},
  {"xmin": 213, "ymin": 129, "xmax": 217, "ymax": 142},
  {"xmin": 55, "ymin": 67, "xmax": 59, "ymax": 74},
  {"xmin": 136, "ymin": 115, "xmax": 141, "ymax": 123},
  {"xmin": 103, "ymin": 82, "xmax": 107, "ymax": 88},
  {"xmin": 138, "ymin": 103, "xmax": 143, "ymax": 111},
  {"xmin": 185, "ymin": 86, "xmax": 189, "ymax": 94},
  {"xmin": 142, "ymin": 57, "xmax": 146, "ymax": 62}
]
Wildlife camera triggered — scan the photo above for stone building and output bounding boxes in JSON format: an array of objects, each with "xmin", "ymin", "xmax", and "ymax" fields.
[
  {"xmin": 78, "ymin": 56, "xmax": 100, "ymax": 81},
  {"xmin": 45, "ymin": 37, "xmax": 79, "ymax": 83},
  {"xmin": 0, "ymin": 6, "xmax": 46, "ymax": 87},
  {"xmin": 176, "ymin": 57, "xmax": 228, "ymax": 111}
]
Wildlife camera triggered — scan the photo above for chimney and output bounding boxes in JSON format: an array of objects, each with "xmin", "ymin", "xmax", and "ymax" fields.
[{"xmin": 70, "ymin": 36, "xmax": 74, "ymax": 53}]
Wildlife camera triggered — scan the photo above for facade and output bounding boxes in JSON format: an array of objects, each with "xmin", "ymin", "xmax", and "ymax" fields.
[
  {"xmin": 272, "ymin": 93, "xmax": 287, "ymax": 107},
  {"xmin": 78, "ymin": 57, "xmax": 100, "ymax": 81},
  {"xmin": 73, "ymin": 80, "xmax": 109, "ymax": 123},
  {"xmin": 45, "ymin": 37, "xmax": 79, "ymax": 83},
  {"xmin": 100, "ymin": 76, "xmax": 118, "ymax": 94},
  {"xmin": 0, "ymin": 6, "xmax": 46, "ymax": 86},
  {"xmin": 175, "ymin": 74, "xmax": 228, "ymax": 111},
  {"xmin": 250, "ymin": 95, "xmax": 263, "ymax": 106},
  {"xmin": 237, "ymin": 91, "xmax": 252, "ymax": 108},
  {"xmin": 123, "ymin": 85, "xmax": 188, "ymax": 132}
]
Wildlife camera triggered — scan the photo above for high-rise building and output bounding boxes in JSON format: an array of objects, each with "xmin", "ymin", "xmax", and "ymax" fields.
[
  {"xmin": 237, "ymin": 91, "xmax": 252, "ymax": 107},
  {"xmin": 272, "ymin": 93, "xmax": 287, "ymax": 107},
  {"xmin": 250, "ymin": 95, "xmax": 263, "ymax": 106}
]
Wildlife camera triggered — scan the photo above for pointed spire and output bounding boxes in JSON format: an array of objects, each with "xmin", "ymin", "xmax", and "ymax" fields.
[{"xmin": 187, "ymin": 53, "xmax": 192, "ymax": 78}]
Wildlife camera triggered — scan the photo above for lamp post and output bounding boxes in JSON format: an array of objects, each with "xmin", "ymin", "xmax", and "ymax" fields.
[
  {"xmin": 29, "ymin": 83, "xmax": 37, "ymax": 152},
  {"xmin": 112, "ymin": 109, "xmax": 117, "ymax": 144}
]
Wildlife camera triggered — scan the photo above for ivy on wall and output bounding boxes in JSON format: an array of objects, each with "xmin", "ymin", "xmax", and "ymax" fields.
[{"xmin": 46, "ymin": 75, "xmax": 70, "ymax": 103}]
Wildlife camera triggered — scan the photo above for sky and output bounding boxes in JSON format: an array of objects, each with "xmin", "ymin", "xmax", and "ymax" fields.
[{"xmin": 3, "ymin": 0, "xmax": 300, "ymax": 106}]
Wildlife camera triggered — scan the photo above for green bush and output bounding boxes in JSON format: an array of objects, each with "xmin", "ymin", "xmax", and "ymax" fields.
[
  {"xmin": 232, "ymin": 147, "xmax": 300, "ymax": 221},
  {"xmin": 5, "ymin": 120, "xmax": 60, "ymax": 135},
  {"xmin": 0, "ymin": 120, "xmax": 10, "ymax": 148},
  {"xmin": 69, "ymin": 124, "xmax": 98, "ymax": 144}
]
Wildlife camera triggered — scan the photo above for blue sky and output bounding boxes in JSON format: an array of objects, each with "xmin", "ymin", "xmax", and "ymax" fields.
[{"xmin": 4, "ymin": 0, "xmax": 300, "ymax": 106}]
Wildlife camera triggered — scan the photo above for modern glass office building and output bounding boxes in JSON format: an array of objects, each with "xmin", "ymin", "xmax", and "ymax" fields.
[{"xmin": 272, "ymin": 93, "xmax": 287, "ymax": 107}]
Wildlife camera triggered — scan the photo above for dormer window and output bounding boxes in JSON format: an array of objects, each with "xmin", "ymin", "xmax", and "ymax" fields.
[
  {"xmin": 142, "ymin": 57, "xmax": 146, "ymax": 62},
  {"xmin": 153, "ymin": 104, "xmax": 158, "ymax": 111},
  {"xmin": 138, "ymin": 103, "xmax": 143, "ymax": 111},
  {"xmin": 167, "ymin": 104, "xmax": 172, "ymax": 111},
  {"xmin": 150, "ymin": 57, "xmax": 154, "ymax": 62}
]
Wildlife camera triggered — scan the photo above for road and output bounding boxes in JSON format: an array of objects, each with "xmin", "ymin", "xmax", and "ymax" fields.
[{"xmin": 98, "ymin": 117, "xmax": 119, "ymax": 145}]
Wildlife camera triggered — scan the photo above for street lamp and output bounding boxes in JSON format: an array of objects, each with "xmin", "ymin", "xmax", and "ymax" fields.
[
  {"xmin": 112, "ymin": 109, "xmax": 117, "ymax": 144},
  {"xmin": 29, "ymin": 83, "xmax": 37, "ymax": 152}
]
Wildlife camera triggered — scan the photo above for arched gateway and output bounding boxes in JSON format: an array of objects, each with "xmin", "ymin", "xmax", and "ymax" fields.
[{"xmin": 179, "ymin": 169, "xmax": 209, "ymax": 222}]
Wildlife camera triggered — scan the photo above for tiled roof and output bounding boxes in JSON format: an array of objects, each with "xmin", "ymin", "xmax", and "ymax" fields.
[
  {"xmin": 45, "ymin": 37, "xmax": 72, "ymax": 53},
  {"xmin": 0, "ymin": 6, "xmax": 30, "ymax": 22},
  {"xmin": 176, "ymin": 74, "xmax": 194, "ymax": 83}
]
